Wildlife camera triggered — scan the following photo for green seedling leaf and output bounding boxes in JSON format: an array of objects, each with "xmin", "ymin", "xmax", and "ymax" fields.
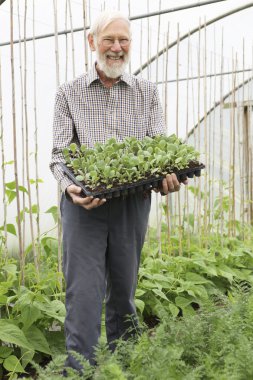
[
  {"xmin": 0, "ymin": 347, "xmax": 13, "ymax": 359},
  {"xmin": 45, "ymin": 206, "xmax": 58, "ymax": 223},
  {"xmin": 2, "ymin": 263, "xmax": 17, "ymax": 275},
  {"xmin": 31, "ymin": 204, "xmax": 38, "ymax": 214},
  {"xmin": 76, "ymin": 175, "xmax": 84, "ymax": 181},
  {"xmin": 18, "ymin": 186, "xmax": 28, "ymax": 194},
  {"xmin": 135, "ymin": 289, "xmax": 146, "ymax": 297},
  {"xmin": 23, "ymin": 326, "xmax": 52, "ymax": 355},
  {"xmin": 5, "ymin": 181, "xmax": 16, "ymax": 190},
  {"xmin": 3, "ymin": 160, "xmax": 14, "ymax": 166},
  {"xmin": 5, "ymin": 189, "xmax": 16, "ymax": 204},
  {"xmin": 45, "ymin": 331, "xmax": 66, "ymax": 357},
  {"xmin": 152, "ymin": 288, "xmax": 169, "ymax": 301},
  {"xmin": 33, "ymin": 299, "xmax": 66, "ymax": 323},
  {"xmin": 0, "ymin": 295, "xmax": 7, "ymax": 304},
  {"xmin": 135, "ymin": 299, "xmax": 145, "ymax": 314},
  {"xmin": 175, "ymin": 296, "xmax": 193, "ymax": 309},
  {"xmin": 20, "ymin": 348, "xmax": 35, "ymax": 371},
  {"xmin": 185, "ymin": 272, "xmax": 212, "ymax": 284},
  {"xmin": 169, "ymin": 303, "xmax": 180, "ymax": 318},
  {"xmin": 0, "ymin": 224, "xmax": 17, "ymax": 236},
  {"xmin": 3, "ymin": 355, "xmax": 25, "ymax": 373},
  {"xmin": 69, "ymin": 143, "xmax": 77, "ymax": 153},
  {"xmin": 21, "ymin": 304, "xmax": 42, "ymax": 330},
  {"xmin": 0, "ymin": 320, "xmax": 33, "ymax": 350},
  {"xmin": 29, "ymin": 178, "xmax": 44, "ymax": 184}
]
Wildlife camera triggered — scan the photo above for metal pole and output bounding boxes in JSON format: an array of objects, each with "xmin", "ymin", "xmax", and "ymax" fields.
[
  {"xmin": 0, "ymin": 0, "xmax": 228, "ymax": 47},
  {"xmin": 133, "ymin": 2, "xmax": 253, "ymax": 76},
  {"xmin": 156, "ymin": 68, "xmax": 253, "ymax": 84}
]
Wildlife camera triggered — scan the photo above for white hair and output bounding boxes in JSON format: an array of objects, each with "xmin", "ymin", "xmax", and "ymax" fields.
[{"xmin": 89, "ymin": 10, "xmax": 131, "ymax": 37}]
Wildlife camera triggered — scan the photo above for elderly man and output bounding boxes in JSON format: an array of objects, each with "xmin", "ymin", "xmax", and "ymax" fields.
[{"xmin": 50, "ymin": 10, "xmax": 183, "ymax": 374}]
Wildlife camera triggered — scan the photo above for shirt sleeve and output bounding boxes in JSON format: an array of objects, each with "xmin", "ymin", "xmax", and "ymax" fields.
[
  {"xmin": 146, "ymin": 84, "xmax": 166, "ymax": 137},
  {"xmin": 49, "ymin": 87, "xmax": 76, "ymax": 192}
]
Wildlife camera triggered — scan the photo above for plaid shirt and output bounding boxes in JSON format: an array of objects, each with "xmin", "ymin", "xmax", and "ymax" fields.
[{"xmin": 50, "ymin": 64, "xmax": 165, "ymax": 192}]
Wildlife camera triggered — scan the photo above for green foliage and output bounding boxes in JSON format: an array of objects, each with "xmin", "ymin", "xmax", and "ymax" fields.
[
  {"xmin": 135, "ymin": 225, "xmax": 253, "ymax": 322},
  {"xmin": 29, "ymin": 290, "xmax": 253, "ymax": 380},
  {"xmin": 0, "ymin": 248, "xmax": 65, "ymax": 378},
  {"xmin": 63, "ymin": 135, "xmax": 200, "ymax": 190}
]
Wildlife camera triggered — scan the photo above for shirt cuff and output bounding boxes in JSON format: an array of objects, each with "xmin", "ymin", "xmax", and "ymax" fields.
[{"xmin": 60, "ymin": 176, "xmax": 74, "ymax": 193}]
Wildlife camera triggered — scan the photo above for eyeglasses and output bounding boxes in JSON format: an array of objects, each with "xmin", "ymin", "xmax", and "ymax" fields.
[{"xmin": 100, "ymin": 38, "xmax": 131, "ymax": 48}]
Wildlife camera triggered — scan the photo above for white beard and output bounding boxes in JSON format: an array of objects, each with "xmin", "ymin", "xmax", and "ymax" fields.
[{"xmin": 95, "ymin": 43, "xmax": 130, "ymax": 78}]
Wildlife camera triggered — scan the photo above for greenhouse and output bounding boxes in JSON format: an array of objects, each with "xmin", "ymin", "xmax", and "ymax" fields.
[{"xmin": 0, "ymin": 0, "xmax": 253, "ymax": 379}]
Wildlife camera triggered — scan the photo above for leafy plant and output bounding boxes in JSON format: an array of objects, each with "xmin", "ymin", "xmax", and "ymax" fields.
[
  {"xmin": 62, "ymin": 135, "xmax": 201, "ymax": 191},
  {"xmin": 135, "ymin": 224, "xmax": 253, "ymax": 322},
  {"xmin": 0, "ymin": 249, "xmax": 65, "ymax": 379},
  {"xmin": 28, "ymin": 290, "xmax": 253, "ymax": 380}
]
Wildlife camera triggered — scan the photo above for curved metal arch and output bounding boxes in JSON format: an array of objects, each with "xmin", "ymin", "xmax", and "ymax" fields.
[
  {"xmin": 187, "ymin": 74, "xmax": 253, "ymax": 139},
  {"xmin": 133, "ymin": 3, "xmax": 253, "ymax": 76},
  {"xmin": 0, "ymin": 0, "xmax": 226, "ymax": 47}
]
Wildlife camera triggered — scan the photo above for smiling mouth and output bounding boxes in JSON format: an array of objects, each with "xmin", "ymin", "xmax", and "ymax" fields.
[{"xmin": 107, "ymin": 56, "xmax": 123, "ymax": 60}]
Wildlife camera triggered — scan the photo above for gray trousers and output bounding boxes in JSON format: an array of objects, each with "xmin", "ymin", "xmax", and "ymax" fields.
[{"xmin": 60, "ymin": 192, "xmax": 151, "ymax": 370}]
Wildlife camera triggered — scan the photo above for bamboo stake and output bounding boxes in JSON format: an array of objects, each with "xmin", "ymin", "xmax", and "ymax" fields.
[
  {"xmin": 155, "ymin": 0, "xmax": 161, "ymax": 84},
  {"xmin": 53, "ymin": 0, "xmax": 63, "ymax": 279},
  {"xmin": 227, "ymin": 56, "xmax": 232, "ymax": 237},
  {"xmin": 219, "ymin": 29, "xmax": 224, "ymax": 238},
  {"xmin": 146, "ymin": 0, "xmax": 150, "ymax": 79},
  {"xmin": 211, "ymin": 25, "xmax": 217, "ymax": 231},
  {"xmin": 208, "ymin": 50, "xmax": 213, "ymax": 233},
  {"xmin": 185, "ymin": 31, "xmax": 191, "ymax": 250},
  {"xmin": 139, "ymin": 19, "xmax": 143, "ymax": 77},
  {"xmin": 203, "ymin": 18, "xmax": 208, "ymax": 244},
  {"xmin": 190, "ymin": 35, "xmax": 197, "ymax": 235},
  {"xmin": 33, "ymin": 0, "xmax": 41, "ymax": 259},
  {"xmin": 17, "ymin": 0, "xmax": 26, "ymax": 255},
  {"xmin": 88, "ymin": 0, "xmax": 92, "ymax": 68},
  {"xmin": 250, "ymin": 46, "xmax": 253, "ymax": 226},
  {"xmin": 145, "ymin": 0, "xmax": 152, "ymax": 253},
  {"xmin": 82, "ymin": 0, "xmax": 89, "ymax": 73},
  {"xmin": 229, "ymin": 51, "xmax": 236, "ymax": 236},
  {"xmin": 53, "ymin": 0, "xmax": 60, "ymax": 86},
  {"xmin": 64, "ymin": 0, "xmax": 68, "ymax": 82},
  {"xmin": 196, "ymin": 18, "xmax": 202, "ymax": 240},
  {"xmin": 0, "ymin": 52, "xmax": 8, "ymax": 256},
  {"xmin": 128, "ymin": 0, "xmax": 132, "ymax": 74},
  {"xmin": 176, "ymin": 23, "xmax": 180, "ymax": 138},
  {"xmin": 164, "ymin": 24, "xmax": 171, "ymax": 254},
  {"xmin": 164, "ymin": 23, "xmax": 169, "ymax": 127},
  {"xmin": 68, "ymin": 0, "xmax": 76, "ymax": 78},
  {"xmin": 10, "ymin": 0, "xmax": 24, "ymax": 284},
  {"xmin": 176, "ymin": 23, "xmax": 182, "ymax": 255},
  {"xmin": 236, "ymin": 50, "xmax": 242, "ymax": 232},
  {"xmin": 161, "ymin": 31, "xmax": 167, "ymax": 253},
  {"xmin": 245, "ymin": 43, "xmax": 251, "ymax": 226},
  {"xmin": 24, "ymin": 0, "xmax": 39, "ymax": 273},
  {"xmin": 246, "ymin": 46, "xmax": 252, "ymax": 227},
  {"xmin": 241, "ymin": 38, "xmax": 246, "ymax": 229},
  {"xmin": 155, "ymin": 0, "xmax": 162, "ymax": 255},
  {"xmin": 243, "ymin": 39, "xmax": 250, "ymax": 226}
]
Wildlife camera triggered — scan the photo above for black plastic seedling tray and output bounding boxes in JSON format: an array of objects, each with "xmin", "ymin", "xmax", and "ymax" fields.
[{"xmin": 60, "ymin": 163, "xmax": 205, "ymax": 199}]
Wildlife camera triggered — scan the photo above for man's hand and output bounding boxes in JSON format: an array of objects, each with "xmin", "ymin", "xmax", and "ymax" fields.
[
  {"xmin": 66, "ymin": 184, "xmax": 106, "ymax": 210},
  {"xmin": 154, "ymin": 173, "xmax": 188, "ymax": 195}
]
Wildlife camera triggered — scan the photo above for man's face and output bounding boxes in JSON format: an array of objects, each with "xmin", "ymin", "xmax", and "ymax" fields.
[{"xmin": 89, "ymin": 19, "xmax": 131, "ymax": 78}]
